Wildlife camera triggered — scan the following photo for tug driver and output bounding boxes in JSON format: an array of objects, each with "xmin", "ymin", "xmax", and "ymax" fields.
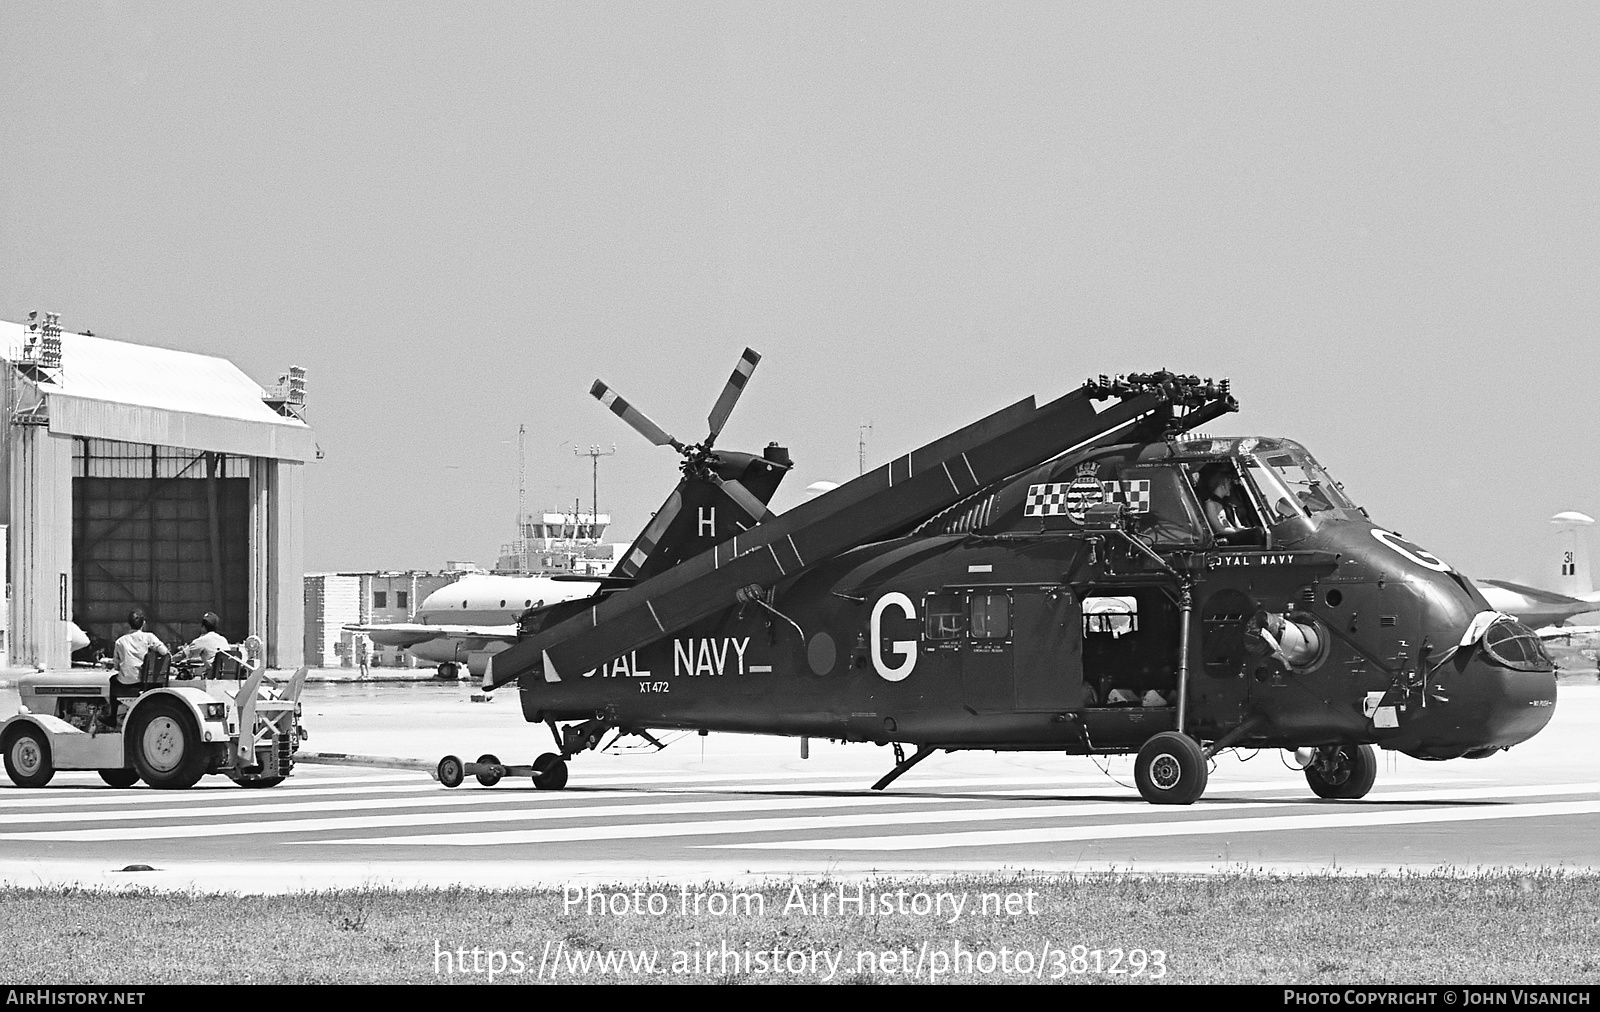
[
  {"xmin": 181, "ymin": 612, "xmax": 229, "ymax": 679},
  {"xmin": 112, "ymin": 610, "xmax": 169, "ymax": 702}
]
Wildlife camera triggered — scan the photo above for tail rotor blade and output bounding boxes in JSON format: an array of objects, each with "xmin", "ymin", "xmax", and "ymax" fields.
[
  {"xmin": 591, "ymin": 380, "xmax": 681, "ymax": 449},
  {"xmin": 709, "ymin": 474, "xmax": 771, "ymax": 523},
  {"xmin": 706, "ymin": 348, "xmax": 761, "ymax": 442}
]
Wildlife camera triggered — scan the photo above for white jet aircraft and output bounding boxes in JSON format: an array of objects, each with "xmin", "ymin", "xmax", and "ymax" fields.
[
  {"xmin": 345, "ymin": 573, "xmax": 600, "ymax": 679},
  {"xmin": 1475, "ymin": 511, "xmax": 1600, "ymax": 636}
]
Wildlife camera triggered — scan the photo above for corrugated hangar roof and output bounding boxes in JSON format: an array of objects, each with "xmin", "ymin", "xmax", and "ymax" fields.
[{"xmin": 0, "ymin": 321, "xmax": 317, "ymax": 462}]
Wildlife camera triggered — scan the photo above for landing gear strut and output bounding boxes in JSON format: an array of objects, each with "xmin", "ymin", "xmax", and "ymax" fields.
[{"xmin": 872, "ymin": 743, "xmax": 936, "ymax": 791}]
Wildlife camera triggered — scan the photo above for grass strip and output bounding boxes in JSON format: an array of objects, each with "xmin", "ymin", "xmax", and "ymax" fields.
[{"xmin": 2, "ymin": 870, "xmax": 1597, "ymax": 984}]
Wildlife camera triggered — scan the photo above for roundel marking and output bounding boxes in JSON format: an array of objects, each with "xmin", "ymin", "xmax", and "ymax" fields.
[
  {"xmin": 870, "ymin": 592, "xmax": 918, "ymax": 682},
  {"xmin": 1371, "ymin": 528, "xmax": 1452, "ymax": 573}
]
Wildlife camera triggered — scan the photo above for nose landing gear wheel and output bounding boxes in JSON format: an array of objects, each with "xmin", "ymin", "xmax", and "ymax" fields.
[
  {"xmin": 1305, "ymin": 744, "xmax": 1377, "ymax": 800},
  {"xmin": 1134, "ymin": 731, "xmax": 1208, "ymax": 805},
  {"xmin": 532, "ymin": 752, "xmax": 568, "ymax": 790},
  {"xmin": 3, "ymin": 726, "xmax": 55, "ymax": 788}
]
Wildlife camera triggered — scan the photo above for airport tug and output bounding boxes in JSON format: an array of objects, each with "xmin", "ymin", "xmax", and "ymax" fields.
[{"xmin": 1, "ymin": 641, "xmax": 308, "ymax": 790}]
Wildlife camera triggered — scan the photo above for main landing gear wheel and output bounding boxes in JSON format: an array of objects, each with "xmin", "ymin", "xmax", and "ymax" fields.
[
  {"xmin": 475, "ymin": 754, "xmax": 503, "ymax": 787},
  {"xmin": 99, "ymin": 769, "xmax": 140, "ymax": 788},
  {"xmin": 129, "ymin": 700, "xmax": 209, "ymax": 790},
  {"xmin": 532, "ymin": 752, "xmax": 569, "ymax": 790},
  {"xmin": 1134, "ymin": 732, "xmax": 1209, "ymax": 806},
  {"xmin": 3, "ymin": 726, "xmax": 55, "ymax": 788},
  {"xmin": 1305, "ymin": 744, "xmax": 1377, "ymax": 800},
  {"xmin": 437, "ymin": 755, "xmax": 465, "ymax": 789}
]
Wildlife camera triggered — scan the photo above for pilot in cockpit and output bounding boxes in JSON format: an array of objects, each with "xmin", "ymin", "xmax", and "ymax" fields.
[{"xmin": 1197, "ymin": 462, "xmax": 1257, "ymax": 545}]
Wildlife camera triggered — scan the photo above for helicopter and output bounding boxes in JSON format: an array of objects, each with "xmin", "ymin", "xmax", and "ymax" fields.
[{"xmin": 480, "ymin": 354, "xmax": 1558, "ymax": 805}]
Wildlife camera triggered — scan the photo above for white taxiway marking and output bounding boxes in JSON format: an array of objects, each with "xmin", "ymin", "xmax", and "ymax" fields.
[
  {"xmin": 307, "ymin": 801, "xmax": 1278, "ymax": 847},
  {"xmin": 0, "ymin": 792, "xmax": 955, "ymax": 842},
  {"xmin": 0, "ymin": 777, "xmax": 446, "ymax": 811},
  {"xmin": 303, "ymin": 782, "xmax": 1600, "ymax": 847},
  {"xmin": 0, "ymin": 770, "xmax": 1363, "ymax": 814},
  {"xmin": 0, "ymin": 773, "xmax": 1462, "ymax": 830},
  {"xmin": 720, "ymin": 798, "xmax": 1600, "ymax": 851},
  {"xmin": 0, "ymin": 785, "xmax": 970, "ymax": 827}
]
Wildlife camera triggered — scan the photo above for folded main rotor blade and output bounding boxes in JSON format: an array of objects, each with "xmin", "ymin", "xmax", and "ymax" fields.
[
  {"xmin": 705, "ymin": 348, "xmax": 761, "ymax": 443},
  {"xmin": 591, "ymin": 380, "xmax": 680, "ymax": 449},
  {"xmin": 489, "ymin": 389, "xmax": 1172, "ymax": 688},
  {"xmin": 709, "ymin": 473, "xmax": 771, "ymax": 523}
]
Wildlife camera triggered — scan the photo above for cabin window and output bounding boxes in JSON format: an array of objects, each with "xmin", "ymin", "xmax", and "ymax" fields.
[
  {"xmin": 925, "ymin": 593, "xmax": 964, "ymax": 640},
  {"xmin": 968, "ymin": 593, "xmax": 1011, "ymax": 639},
  {"xmin": 1116, "ymin": 464, "xmax": 1206, "ymax": 545},
  {"xmin": 1083, "ymin": 595, "xmax": 1138, "ymax": 637}
]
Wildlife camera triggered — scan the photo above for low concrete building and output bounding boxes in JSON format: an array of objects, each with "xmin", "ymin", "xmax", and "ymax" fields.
[
  {"xmin": 1, "ymin": 314, "xmax": 315, "ymax": 669},
  {"xmin": 304, "ymin": 570, "xmax": 467, "ymax": 668}
]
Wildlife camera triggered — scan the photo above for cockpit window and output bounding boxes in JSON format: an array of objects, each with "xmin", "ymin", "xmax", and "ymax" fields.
[
  {"xmin": 1248, "ymin": 451, "xmax": 1360, "ymax": 520},
  {"xmin": 1243, "ymin": 459, "xmax": 1305, "ymax": 522}
]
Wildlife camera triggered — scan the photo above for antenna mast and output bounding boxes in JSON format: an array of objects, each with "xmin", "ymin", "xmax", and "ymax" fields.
[
  {"xmin": 517, "ymin": 424, "xmax": 527, "ymax": 538},
  {"xmin": 574, "ymin": 444, "xmax": 617, "ymax": 527}
]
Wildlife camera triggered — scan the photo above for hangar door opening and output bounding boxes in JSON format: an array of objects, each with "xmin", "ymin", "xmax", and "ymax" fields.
[{"xmin": 72, "ymin": 439, "xmax": 251, "ymax": 648}]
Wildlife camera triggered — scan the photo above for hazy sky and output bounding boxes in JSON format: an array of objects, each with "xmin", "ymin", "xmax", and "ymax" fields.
[{"xmin": 3, "ymin": 3, "xmax": 1596, "ymax": 584}]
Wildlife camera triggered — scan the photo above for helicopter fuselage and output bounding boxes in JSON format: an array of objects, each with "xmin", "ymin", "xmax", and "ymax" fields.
[{"xmin": 517, "ymin": 435, "xmax": 1556, "ymax": 763}]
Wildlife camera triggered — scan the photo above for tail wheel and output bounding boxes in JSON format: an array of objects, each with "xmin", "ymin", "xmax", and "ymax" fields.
[
  {"xmin": 1134, "ymin": 731, "xmax": 1208, "ymax": 806},
  {"xmin": 129, "ymin": 699, "xmax": 209, "ymax": 789},
  {"xmin": 532, "ymin": 752, "xmax": 569, "ymax": 790},
  {"xmin": 475, "ymin": 754, "xmax": 504, "ymax": 787},
  {"xmin": 1305, "ymin": 744, "xmax": 1377, "ymax": 800},
  {"xmin": 98, "ymin": 769, "xmax": 140, "ymax": 788},
  {"xmin": 3, "ymin": 726, "xmax": 55, "ymax": 788}
]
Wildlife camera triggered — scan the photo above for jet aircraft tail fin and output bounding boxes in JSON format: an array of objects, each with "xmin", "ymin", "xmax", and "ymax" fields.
[{"xmin": 1550, "ymin": 511, "xmax": 1595, "ymax": 599}]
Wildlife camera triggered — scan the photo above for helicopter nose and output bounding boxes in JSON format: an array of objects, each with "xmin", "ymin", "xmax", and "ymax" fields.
[
  {"xmin": 1410, "ymin": 616, "xmax": 1557, "ymax": 759},
  {"xmin": 1453, "ymin": 654, "xmax": 1556, "ymax": 751}
]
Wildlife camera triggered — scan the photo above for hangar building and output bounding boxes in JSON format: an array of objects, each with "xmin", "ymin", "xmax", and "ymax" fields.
[{"xmin": 1, "ymin": 313, "xmax": 315, "ymax": 671}]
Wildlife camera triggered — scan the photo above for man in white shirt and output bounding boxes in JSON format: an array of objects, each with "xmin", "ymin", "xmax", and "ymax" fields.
[
  {"xmin": 112, "ymin": 610, "xmax": 169, "ymax": 690},
  {"xmin": 181, "ymin": 612, "xmax": 229, "ymax": 678}
]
